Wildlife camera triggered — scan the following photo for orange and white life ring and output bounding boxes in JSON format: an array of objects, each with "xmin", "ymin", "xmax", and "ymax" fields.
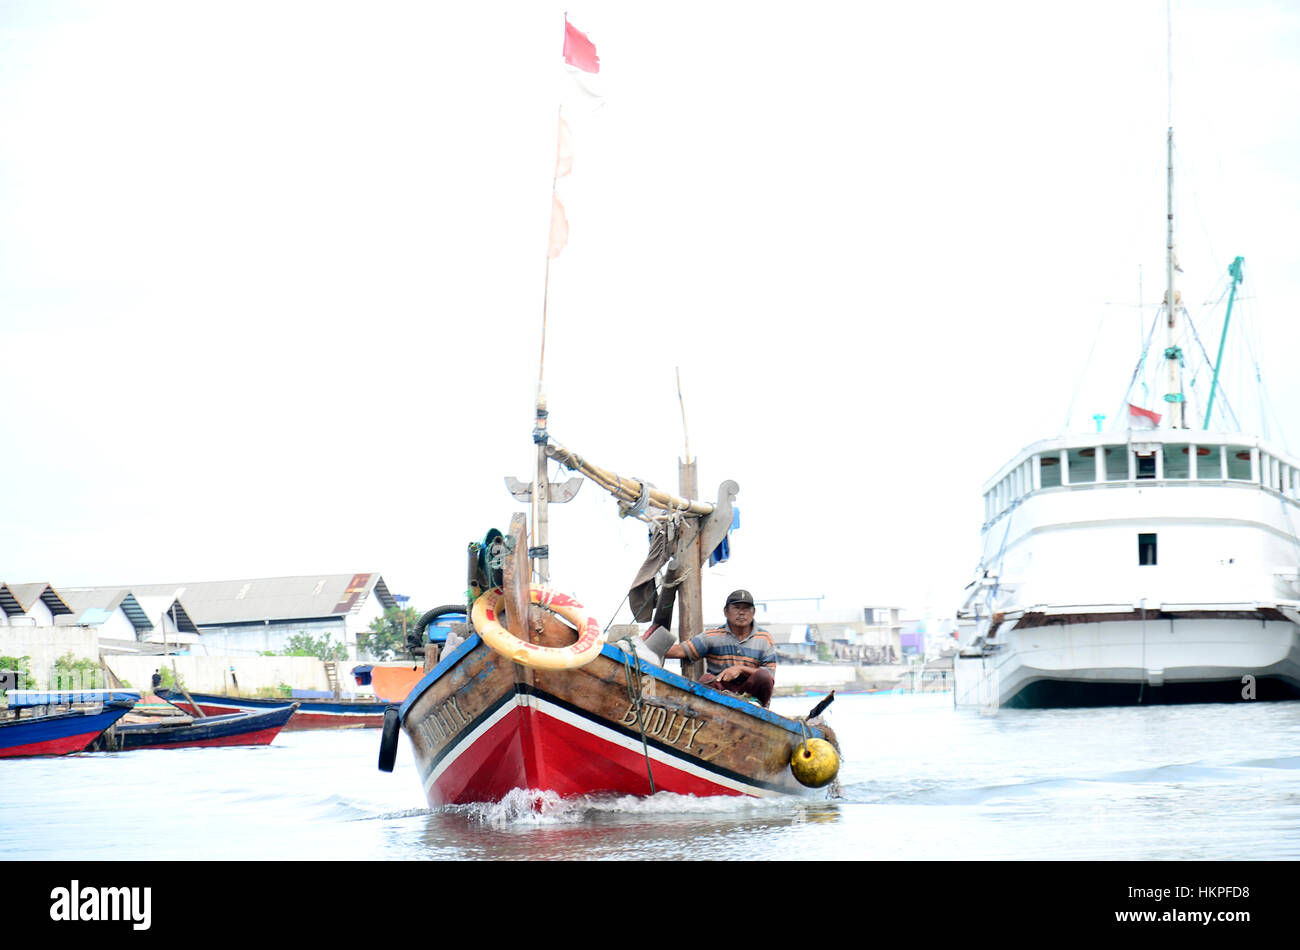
[{"xmin": 471, "ymin": 585, "xmax": 604, "ymax": 671}]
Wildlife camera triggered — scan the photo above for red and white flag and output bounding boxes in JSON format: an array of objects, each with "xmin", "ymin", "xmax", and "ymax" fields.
[
  {"xmin": 559, "ymin": 16, "xmax": 604, "ymax": 109},
  {"xmin": 547, "ymin": 18, "xmax": 602, "ymax": 260},
  {"xmin": 1128, "ymin": 403, "xmax": 1162, "ymax": 428},
  {"xmin": 563, "ymin": 19, "xmax": 600, "ymax": 73}
]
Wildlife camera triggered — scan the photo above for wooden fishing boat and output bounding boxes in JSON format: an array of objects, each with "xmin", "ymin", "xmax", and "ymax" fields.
[
  {"xmin": 90, "ymin": 702, "xmax": 298, "ymax": 751},
  {"xmin": 393, "ymin": 625, "xmax": 838, "ymax": 804},
  {"xmin": 381, "ymin": 465, "xmax": 841, "ymax": 805},
  {"xmin": 0, "ymin": 700, "xmax": 136, "ymax": 757},
  {"xmin": 156, "ymin": 689, "xmax": 385, "ymax": 730},
  {"xmin": 376, "ymin": 20, "xmax": 838, "ymax": 805}
]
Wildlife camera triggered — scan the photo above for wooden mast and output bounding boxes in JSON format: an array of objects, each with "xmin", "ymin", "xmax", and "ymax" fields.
[{"xmin": 677, "ymin": 458, "xmax": 704, "ymax": 681}]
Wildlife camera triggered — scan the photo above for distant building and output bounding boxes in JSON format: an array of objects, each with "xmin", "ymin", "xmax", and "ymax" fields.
[
  {"xmin": 126, "ymin": 573, "xmax": 395, "ymax": 659},
  {"xmin": 0, "ymin": 583, "xmax": 73, "ymax": 627},
  {"xmin": 810, "ymin": 606, "xmax": 904, "ymax": 664},
  {"xmin": 900, "ymin": 616, "xmax": 960, "ymax": 659},
  {"xmin": 56, "ymin": 587, "xmax": 200, "ymax": 652},
  {"xmin": 710, "ymin": 603, "xmax": 905, "ymax": 664},
  {"xmin": 764, "ymin": 623, "xmax": 817, "ymax": 660}
]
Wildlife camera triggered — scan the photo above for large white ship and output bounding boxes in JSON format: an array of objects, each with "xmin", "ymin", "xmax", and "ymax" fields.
[{"xmin": 954, "ymin": 130, "xmax": 1300, "ymax": 709}]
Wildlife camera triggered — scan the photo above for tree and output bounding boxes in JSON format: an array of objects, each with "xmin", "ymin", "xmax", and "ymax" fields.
[
  {"xmin": 282, "ymin": 632, "xmax": 348, "ymax": 662},
  {"xmin": 361, "ymin": 607, "xmax": 420, "ymax": 661}
]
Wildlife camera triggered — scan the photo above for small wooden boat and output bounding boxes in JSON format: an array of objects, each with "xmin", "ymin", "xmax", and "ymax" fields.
[
  {"xmin": 378, "ymin": 23, "xmax": 838, "ymax": 806},
  {"xmin": 381, "ymin": 467, "xmax": 841, "ymax": 806},
  {"xmin": 157, "ymin": 689, "xmax": 384, "ymax": 730},
  {"xmin": 394, "ymin": 624, "xmax": 838, "ymax": 803},
  {"xmin": 0, "ymin": 700, "xmax": 136, "ymax": 757},
  {"xmin": 89, "ymin": 702, "xmax": 298, "ymax": 751}
]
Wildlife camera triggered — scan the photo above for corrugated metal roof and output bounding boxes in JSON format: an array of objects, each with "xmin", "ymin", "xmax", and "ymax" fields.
[
  {"xmin": 58, "ymin": 588, "xmax": 157, "ymax": 632},
  {"xmin": 0, "ymin": 582, "xmax": 74, "ymax": 618},
  {"xmin": 125, "ymin": 573, "xmax": 394, "ymax": 626},
  {"xmin": 129, "ymin": 594, "xmax": 199, "ymax": 634},
  {"xmin": 60, "ymin": 587, "xmax": 200, "ymax": 634}
]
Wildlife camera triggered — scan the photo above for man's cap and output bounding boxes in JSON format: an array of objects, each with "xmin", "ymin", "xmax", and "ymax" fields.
[{"xmin": 725, "ymin": 589, "xmax": 755, "ymax": 607}]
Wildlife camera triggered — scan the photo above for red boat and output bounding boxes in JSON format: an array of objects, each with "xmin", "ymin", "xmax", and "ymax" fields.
[
  {"xmin": 89, "ymin": 703, "xmax": 298, "ymax": 751},
  {"xmin": 380, "ymin": 462, "xmax": 840, "ymax": 806},
  {"xmin": 0, "ymin": 700, "xmax": 135, "ymax": 757},
  {"xmin": 157, "ymin": 690, "xmax": 384, "ymax": 730}
]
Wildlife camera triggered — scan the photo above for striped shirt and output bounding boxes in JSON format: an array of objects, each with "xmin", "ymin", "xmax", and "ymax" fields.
[{"xmin": 681, "ymin": 624, "xmax": 777, "ymax": 677}]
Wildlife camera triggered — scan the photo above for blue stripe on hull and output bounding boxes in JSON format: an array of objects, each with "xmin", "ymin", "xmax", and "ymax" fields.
[{"xmin": 0, "ymin": 703, "xmax": 133, "ymax": 754}]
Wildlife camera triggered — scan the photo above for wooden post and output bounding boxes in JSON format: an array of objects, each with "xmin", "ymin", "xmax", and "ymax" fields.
[
  {"xmin": 503, "ymin": 512, "xmax": 532, "ymax": 643},
  {"xmin": 677, "ymin": 459, "xmax": 704, "ymax": 681}
]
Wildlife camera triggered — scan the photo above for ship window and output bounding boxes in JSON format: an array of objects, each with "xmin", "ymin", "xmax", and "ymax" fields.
[
  {"xmin": 1136, "ymin": 453, "xmax": 1156, "ymax": 479},
  {"xmin": 1103, "ymin": 445, "xmax": 1128, "ymax": 481},
  {"xmin": 1067, "ymin": 449, "xmax": 1096, "ymax": 484},
  {"xmin": 1038, "ymin": 454, "xmax": 1062, "ymax": 488},
  {"xmin": 1226, "ymin": 447, "xmax": 1253, "ymax": 480},
  {"xmin": 1138, "ymin": 533, "xmax": 1157, "ymax": 565},
  {"xmin": 1164, "ymin": 445, "xmax": 1191, "ymax": 479},
  {"xmin": 1199, "ymin": 444, "xmax": 1223, "ymax": 479}
]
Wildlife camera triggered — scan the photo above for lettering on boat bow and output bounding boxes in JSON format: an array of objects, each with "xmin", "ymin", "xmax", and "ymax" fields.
[
  {"xmin": 415, "ymin": 694, "xmax": 471, "ymax": 745},
  {"xmin": 618, "ymin": 700, "xmax": 706, "ymax": 751}
]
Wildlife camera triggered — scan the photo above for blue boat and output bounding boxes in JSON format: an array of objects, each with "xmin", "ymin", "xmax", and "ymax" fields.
[
  {"xmin": 90, "ymin": 703, "xmax": 299, "ymax": 751},
  {"xmin": 0, "ymin": 701, "xmax": 135, "ymax": 757},
  {"xmin": 156, "ymin": 689, "xmax": 384, "ymax": 729}
]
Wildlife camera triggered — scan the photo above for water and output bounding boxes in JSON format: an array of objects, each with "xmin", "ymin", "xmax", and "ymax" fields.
[{"xmin": 4, "ymin": 692, "xmax": 1299, "ymax": 862}]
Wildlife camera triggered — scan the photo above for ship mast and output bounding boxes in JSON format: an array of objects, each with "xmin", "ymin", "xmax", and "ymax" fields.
[
  {"xmin": 1161, "ymin": 0, "xmax": 1186, "ymax": 429},
  {"xmin": 1163, "ymin": 126, "xmax": 1184, "ymax": 429}
]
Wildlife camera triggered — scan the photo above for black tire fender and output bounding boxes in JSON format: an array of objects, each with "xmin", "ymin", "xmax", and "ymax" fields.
[{"xmin": 377, "ymin": 705, "xmax": 401, "ymax": 772}]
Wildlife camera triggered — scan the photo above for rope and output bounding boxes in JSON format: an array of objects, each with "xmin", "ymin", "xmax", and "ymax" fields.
[{"xmin": 616, "ymin": 640, "xmax": 657, "ymax": 794}]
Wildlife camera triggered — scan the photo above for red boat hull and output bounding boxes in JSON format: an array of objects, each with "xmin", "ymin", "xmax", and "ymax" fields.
[
  {"xmin": 0, "ymin": 703, "xmax": 134, "ymax": 758},
  {"xmin": 159, "ymin": 692, "xmax": 384, "ymax": 729},
  {"xmin": 3, "ymin": 727, "xmax": 113, "ymax": 757},
  {"xmin": 105, "ymin": 704, "xmax": 298, "ymax": 751},
  {"xmin": 427, "ymin": 695, "xmax": 746, "ymax": 804}
]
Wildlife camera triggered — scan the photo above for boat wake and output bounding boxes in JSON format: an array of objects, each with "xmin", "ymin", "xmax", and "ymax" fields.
[{"xmin": 447, "ymin": 787, "xmax": 805, "ymax": 827}]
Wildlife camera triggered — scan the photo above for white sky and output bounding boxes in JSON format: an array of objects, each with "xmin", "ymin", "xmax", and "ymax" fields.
[{"xmin": 2, "ymin": 1, "xmax": 1299, "ymax": 628}]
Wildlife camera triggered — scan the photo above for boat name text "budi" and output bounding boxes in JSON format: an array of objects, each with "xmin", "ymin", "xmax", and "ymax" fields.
[
  {"xmin": 618, "ymin": 702, "xmax": 706, "ymax": 750},
  {"xmin": 416, "ymin": 695, "xmax": 470, "ymax": 745}
]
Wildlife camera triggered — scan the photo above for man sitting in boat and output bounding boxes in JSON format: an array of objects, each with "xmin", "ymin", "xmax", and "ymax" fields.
[{"xmin": 665, "ymin": 590, "xmax": 775, "ymax": 707}]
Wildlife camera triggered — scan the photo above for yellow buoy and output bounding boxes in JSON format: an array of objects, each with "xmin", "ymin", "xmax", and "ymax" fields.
[{"xmin": 790, "ymin": 737, "xmax": 840, "ymax": 788}]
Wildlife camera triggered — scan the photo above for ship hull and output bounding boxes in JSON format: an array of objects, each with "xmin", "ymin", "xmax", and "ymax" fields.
[
  {"xmin": 398, "ymin": 636, "xmax": 833, "ymax": 806},
  {"xmin": 955, "ymin": 612, "xmax": 1300, "ymax": 708}
]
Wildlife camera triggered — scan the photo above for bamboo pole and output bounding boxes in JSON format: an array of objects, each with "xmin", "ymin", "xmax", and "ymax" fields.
[{"xmin": 544, "ymin": 440, "xmax": 714, "ymax": 517}]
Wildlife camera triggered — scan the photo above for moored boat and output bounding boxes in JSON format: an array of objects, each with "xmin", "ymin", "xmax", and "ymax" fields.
[
  {"xmin": 157, "ymin": 689, "xmax": 386, "ymax": 729},
  {"xmin": 89, "ymin": 702, "xmax": 298, "ymax": 751},
  {"xmin": 954, "ymin": 120, "xmax": 1300, "ymax": 708},
  {"xmin": 0, "ymin": 700, "xmax": 136, "ymax": 757}
]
